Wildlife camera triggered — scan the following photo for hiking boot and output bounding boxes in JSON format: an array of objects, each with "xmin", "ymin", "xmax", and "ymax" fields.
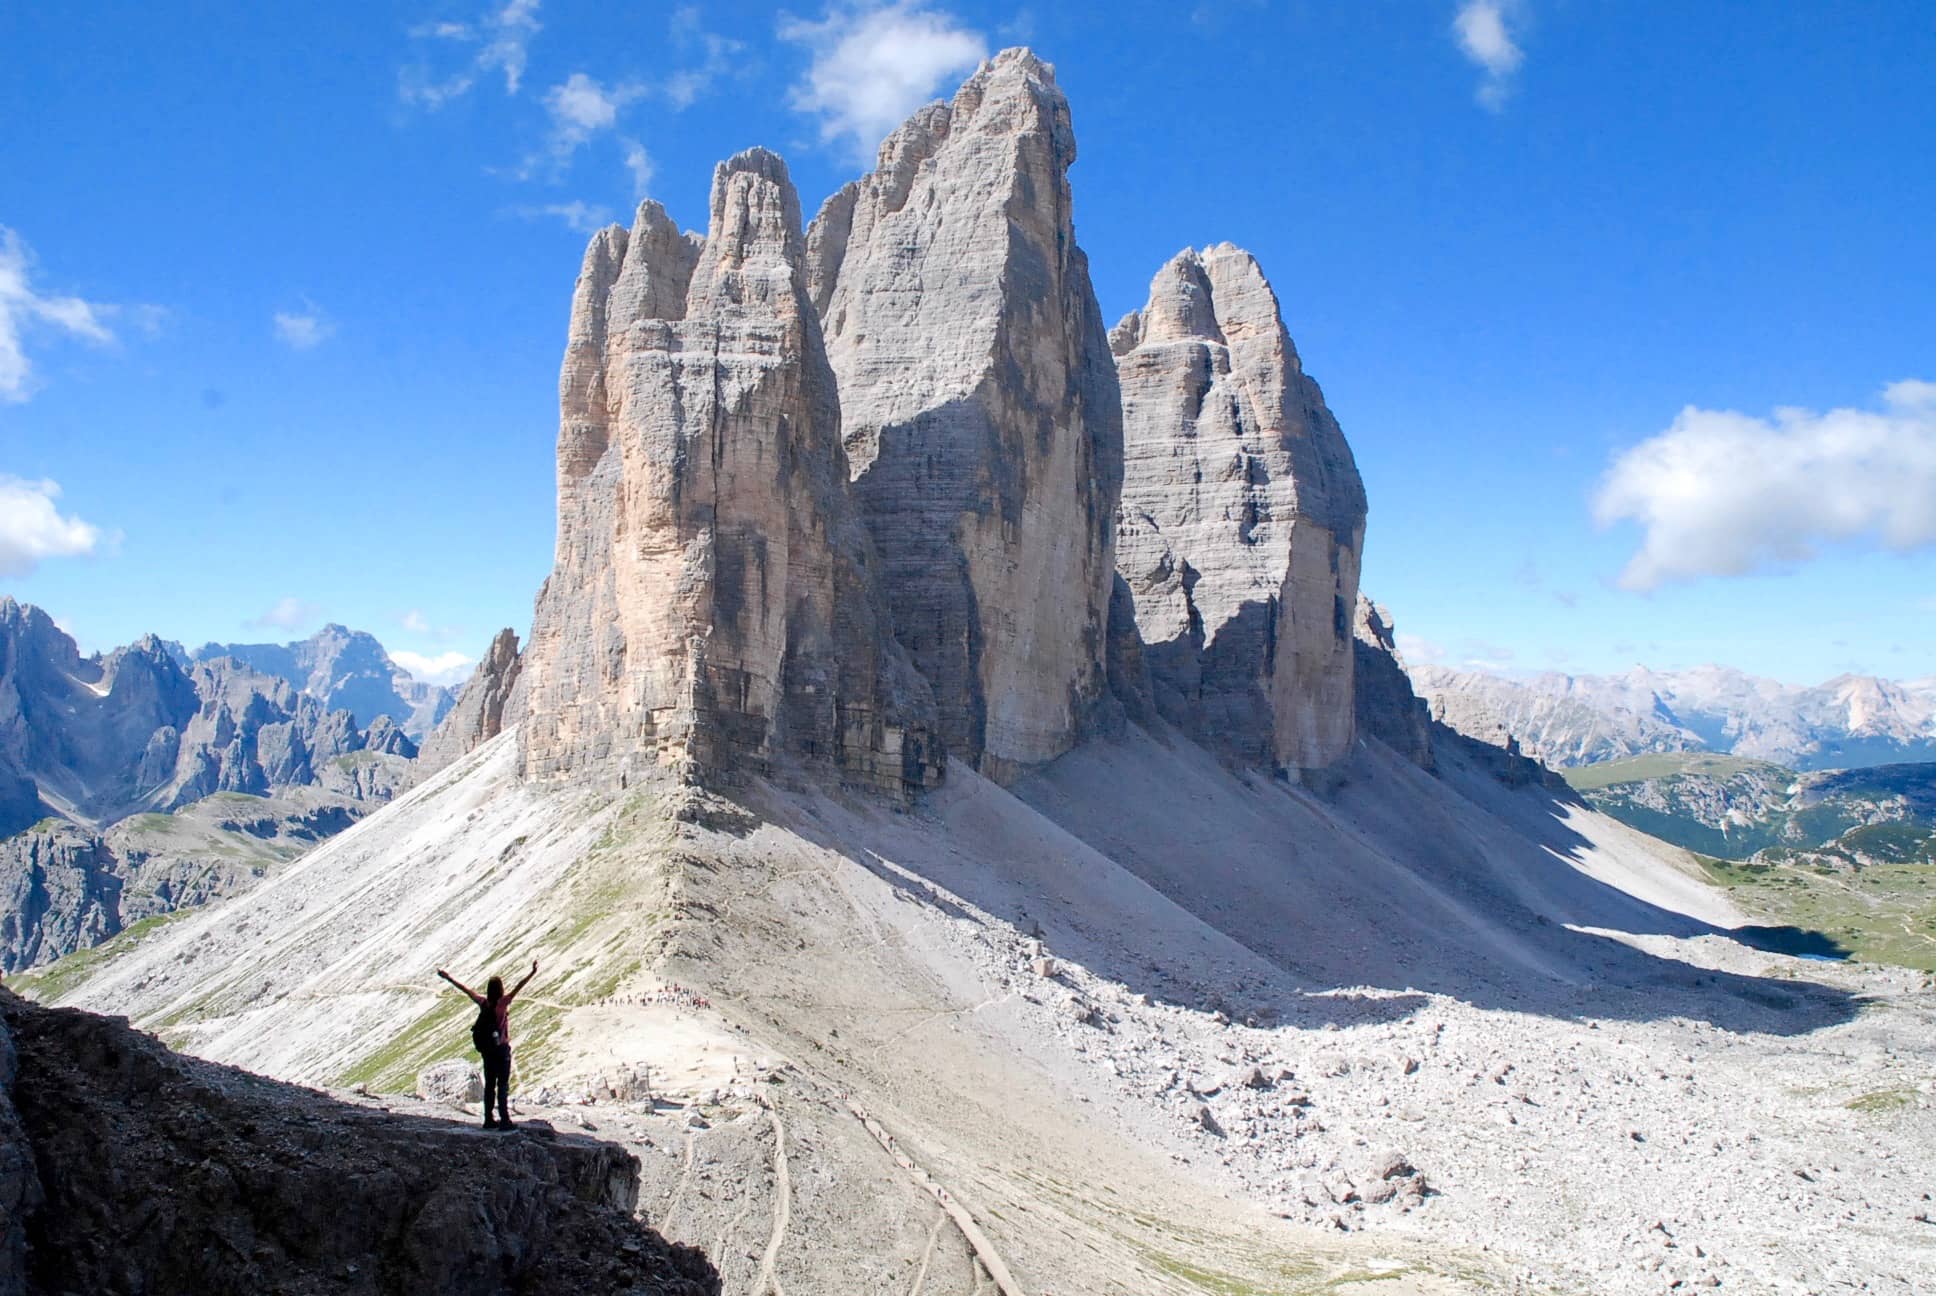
[{"xmin": 483, "ymin": 1117, "xmax": 497, "ymax": 1129}]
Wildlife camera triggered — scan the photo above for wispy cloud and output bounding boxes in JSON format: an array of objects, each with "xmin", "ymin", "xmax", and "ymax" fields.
[
  {"xmin": 1395, "ymin": 631, "xmax": 1446, "ymax": 666},
  {"xmin": 0, "ymin": 476, "xmax": 103, "ymax": 576},
  {"xmin": 779, "ymin": 2, "xmax": 987, "ymax": 160},
  {"xmin": 0, "ymin": 227, "xmax": 119, "ymax": 402},
  {"xmin": 663, "ymin": 5, "xmax": 748, "ymax": 109},
  {"xmin": 390, "ymin": 648, "xmax": 477, "ymax": 686},
  {"xmin": 400, "ymin": 0, "xmax": 543, "ymax": 107},
  {"xmin": 516, "ymin": 201, "xmax": 617, "ymax": 234},
  {"xmin": 273, "ymin": 302, "xmax": 334, "ymax": 350},
  {"xmin": 247, "ymin": 597, "xmax": 323, "ymax": 632},
  {"xmin": 1594, "ymin": 379, "xmax": 1936, "ymax": 591},
  {"xmin": 621, "ymin": 138, "xmax": 655, "ymax": 197},
  {"xmin": 542, "ymin": 72, "xmax": 646, "ymax": 161},
  {"xmin": 1453, "ymin": 0, "xmax": 1524, "ymax": 111}
]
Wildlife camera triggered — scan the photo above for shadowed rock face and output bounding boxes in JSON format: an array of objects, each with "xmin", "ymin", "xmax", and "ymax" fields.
[
  {"xmin": 806, "ymin": 49, "xmax": 1125, "ymax": 783},
  {"xmin": 414, "ymin": 628, "xmax": 522, "ymax": 780},
  {"xmin": 0, "ymin": 991, "xmax": 719, "ymax": 1295},
  {"xmin": 514, "ymin": 151, "xmax": 941, "ymax": 797},
  {"xmin": 1111, "ymin": 245, "xmax": 1367, "ymax": 774},
  {"xmin": 1352, "ymin": 596, "xmax": 1436, "ymax": 770}
]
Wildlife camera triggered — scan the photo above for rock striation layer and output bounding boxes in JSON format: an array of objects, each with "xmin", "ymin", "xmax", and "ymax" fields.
[
  {"xmin": 513, "ymin": 154, "xmax": 940, "ymax": 797},
  {"xmin": 806, "ymin": 49, "xmax": 1124, "ymax": 781},
  {"xmin": 1111, "ymin": 245, "xmax": 1367, "ymax": 773}
]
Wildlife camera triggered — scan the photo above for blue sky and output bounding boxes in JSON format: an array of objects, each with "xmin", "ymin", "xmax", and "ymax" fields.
[{"xmin": 2, "ymin": 1, "xmax": 1931, "ymax": 687}]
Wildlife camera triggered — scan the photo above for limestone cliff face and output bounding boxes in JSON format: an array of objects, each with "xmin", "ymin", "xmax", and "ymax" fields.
[
  {"xmin": 515, "ymin": 152, "xmax": 941, "ymax": 796},
  {"xmin": 806, "ymin": 49, "xmax": 1124, "ymax": 782},
  {"xmin": 1111, "ymin": 245, "xmax": 1367, "ymax": 773}
]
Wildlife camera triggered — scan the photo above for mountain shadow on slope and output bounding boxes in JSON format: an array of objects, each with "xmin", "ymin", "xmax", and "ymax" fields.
[
  {"xmin": 0, "ymin": 990, "xmax": 718, "ymax": 1296},
  {"xmin": 998, "ymin": 727, "xmax": 1860, "ymax": 1036}
]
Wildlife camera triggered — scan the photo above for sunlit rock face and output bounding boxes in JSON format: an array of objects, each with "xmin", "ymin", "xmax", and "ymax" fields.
[
  {"xmin": 806, "ymin": 49, "xmax": 1125, "ymax": 783},
  {"xmin": 514, "ymin": 150, "xmax": 941, "ymax": 797},
  {"xmin": 1111, "ymin": 244, "xmax": 1368, "ymax": 774}
]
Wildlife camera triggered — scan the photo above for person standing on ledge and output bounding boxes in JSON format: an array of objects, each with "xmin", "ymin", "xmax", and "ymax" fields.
[{"xmin": 437, "ymin": 960, "xmax": 537, "ymax": 1129}]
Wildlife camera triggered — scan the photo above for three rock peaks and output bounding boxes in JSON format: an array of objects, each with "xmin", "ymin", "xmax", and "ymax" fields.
[{"xmin": 477, "ymin": 48, "xmax": 1369, "ymax": 796}]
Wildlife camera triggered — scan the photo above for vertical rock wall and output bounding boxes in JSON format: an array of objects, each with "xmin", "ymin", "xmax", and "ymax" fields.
[
  {"xmin": 514, "ymin": 152, "xmax": 940, "ymax": 795},
  {"xmin": 1111, "ymin": 245, "xmax": 1367, "ymax": 773},
  {"xmin": 807, "ymin": 50, "xmax": 1124, "ymax": 782}
]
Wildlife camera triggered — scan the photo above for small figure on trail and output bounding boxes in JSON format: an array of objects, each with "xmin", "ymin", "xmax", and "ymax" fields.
[{"xmin": 436, "ymin": 960, "xmax": 537, "ymax": 1130}]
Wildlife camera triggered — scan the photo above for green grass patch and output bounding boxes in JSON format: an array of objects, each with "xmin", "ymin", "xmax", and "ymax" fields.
[
  {"xmin": 336, "ymin": 995, "xmax": 476, "ymax": 1092},
  {"xmin": 1845, "ymin": 1088, "xmax": 1918, "ymax": 1114},
  {"xmin": 1564, "ymin": 752, "xmax": 1790, "ymax": 792}
]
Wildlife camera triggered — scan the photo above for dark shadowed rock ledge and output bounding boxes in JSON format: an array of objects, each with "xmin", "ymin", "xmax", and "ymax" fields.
[{"xmin": 0, "ymin": 990, "xmax": 718, "ymax": 1296}]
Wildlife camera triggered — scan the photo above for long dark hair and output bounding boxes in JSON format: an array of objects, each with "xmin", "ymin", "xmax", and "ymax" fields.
[{"xmin": 486, "ymin": 976, "xmax": 504, "ymax": 1004}]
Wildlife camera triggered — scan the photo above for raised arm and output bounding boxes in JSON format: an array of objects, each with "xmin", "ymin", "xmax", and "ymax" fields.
[
  {"xmin": 437, "ymin": 967, "xmax": 485, "ymax": 1005},
  {"xmin": 506, "ymin": 959, "xmax": 539, "ymax": 1003}
]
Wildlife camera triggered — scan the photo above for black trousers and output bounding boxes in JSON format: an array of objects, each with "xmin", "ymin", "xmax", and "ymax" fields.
[{"xmin": 482, "ymin": 1044, "xmax": 511, "ymax": 1122}]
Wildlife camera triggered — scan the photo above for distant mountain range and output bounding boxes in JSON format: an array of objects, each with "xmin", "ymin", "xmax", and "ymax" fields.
[
  {"xmin": 0, "ymin": 598, "xmax": 462, "ymax": 969},
  {"xmin": 1413, "ymin": 664, "xmax": 1936, "ymax": 771},
  {"xmin": 175, "ymin": 624, "xmax": 453, "ymax": 738}
]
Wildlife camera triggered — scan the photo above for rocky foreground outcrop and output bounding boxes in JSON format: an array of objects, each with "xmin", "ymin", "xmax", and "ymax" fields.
[
  {"xmin": 513, "ymin": 151, "xmax": 941, "ymax": 797},
  {"xmin": 0, "ymin": 990, "xmax": 717, "ymax": 1295},
  {"xmin": 1111, "ymin": 245, "xmax": 1367, "ymax": 773},
  {"xmin": 807, "ymin": 50, "xmax": 1124, "ymax": 780}
]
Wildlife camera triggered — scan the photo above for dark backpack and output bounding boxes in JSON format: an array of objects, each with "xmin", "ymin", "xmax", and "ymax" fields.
[{"xmin": 471, "ymin": 1003, "xmax": 501, "ymax": 1055}]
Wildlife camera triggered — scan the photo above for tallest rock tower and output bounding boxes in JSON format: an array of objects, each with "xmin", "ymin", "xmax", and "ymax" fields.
[{"xmin": 806, "ymin": 50, "xmax": 1124, "ymax": 782}]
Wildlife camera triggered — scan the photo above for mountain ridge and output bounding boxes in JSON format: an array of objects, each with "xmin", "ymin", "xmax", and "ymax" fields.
[{"xmin": 1415, "ymin": 661, "xmax": 1936, "ymax": 769}]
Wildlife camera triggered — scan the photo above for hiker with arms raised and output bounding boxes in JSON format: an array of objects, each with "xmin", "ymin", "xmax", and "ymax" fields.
[{"xmin": 436, "ymin": 959, "xmax": 537, "ymax": 1129}]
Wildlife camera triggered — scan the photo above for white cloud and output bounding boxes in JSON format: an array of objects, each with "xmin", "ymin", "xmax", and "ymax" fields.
[
  {"xmin": 391, "ymin": 648, "xmax": 477, "ymax": 686},
  {"xmin": 0, "ymin": 476, "xmax": 103, "ymax": 576},
  {"xmin": 531, "ymin": 72, "xmax": 645, "ymax": 174},
  {"xmin": 247, "ymin": 597, "xmax": 323, "ymax": 631},
  {"xmin": 400, "ymin": 609, "xmax": 432, "ymax": 634},
  {"xmin": 400, "ymin": 0, "xmax": 543, "ymax": 106},
  {"xmin": 273, "ymin": 304, "xmax": 333, "ymax": 350},
  {"xmin": 1453, "ymin": 0, "xmax": 1524, "ymax": 111},
  {"xmin": 0, "ymin": 228, "xmax": 117, "ymax": 402},
  {"xmin": 779, "ymin": 2, "xmax": 987, "ymax": 159},
  {"xmin": 1593, "ymin": 379, "xmax": 1936, "ymax": 591},
  {"xmin": 621, "ymin": 138, "xmax": 655, "ymax": 196}
]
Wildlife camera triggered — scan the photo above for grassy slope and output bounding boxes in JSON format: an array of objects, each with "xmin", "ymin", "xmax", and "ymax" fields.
[{"xmin": 1561, "ymin": 752, "xmax": 1789, "ymax": 792}]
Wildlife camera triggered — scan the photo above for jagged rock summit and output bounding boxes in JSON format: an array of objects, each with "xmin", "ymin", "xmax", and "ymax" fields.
[
  {"xmin": 806, "ymin": 49, "xmax": 1124, "ymax": 781},
  {"xmin": 1112, "ymin": 244, "xmax": 1368, "ymax": 774},
  {"xmin": 513, "ymin": 149, "xmax": 941, "ymax": 797},
  {"xmin": 506, "ymin": 48, "xmax": 1373, "ymax": 797}
]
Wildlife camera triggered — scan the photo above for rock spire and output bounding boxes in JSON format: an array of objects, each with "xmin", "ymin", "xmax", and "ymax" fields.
[
  {"xmin": 806, "ymin": 49, "xmax": 1125, "ymax": 782},
  {"xmin": 513, "ymin": 151, "xmax": 941, "ymax": 796},
  {"xmin": 1111, "ymin": 244, "xmax": 1368, "ymax": 773}
]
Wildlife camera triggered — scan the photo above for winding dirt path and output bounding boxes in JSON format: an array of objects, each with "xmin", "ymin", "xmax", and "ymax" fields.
[{"xmin": 754, "ymin": 1106, "xmax": 792, "ymax": 1296}]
